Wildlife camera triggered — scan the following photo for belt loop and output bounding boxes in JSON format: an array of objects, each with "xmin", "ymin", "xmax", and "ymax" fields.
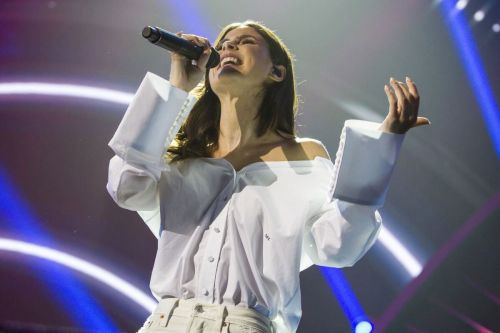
[
  {"xmin": 214, "ymin": 304, "xmax": 228, "ymax": 333},
  {"xmin": 157, "ymin": 297, "xmax": 179, "ymax": 327},
  {"xmin": 182, "ymin": 300, "xmax": 200, "ymax": 333}
]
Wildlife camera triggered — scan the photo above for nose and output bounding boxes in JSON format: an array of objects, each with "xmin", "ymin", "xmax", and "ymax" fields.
[{"xmin": 221, "ymin": 40, "xmax": 237, "ymax": 51}]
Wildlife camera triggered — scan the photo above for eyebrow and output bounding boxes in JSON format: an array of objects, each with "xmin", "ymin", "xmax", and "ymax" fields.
[{"xmin": 218, "ymin": 34, "xmax": 259, "ymax": 44}]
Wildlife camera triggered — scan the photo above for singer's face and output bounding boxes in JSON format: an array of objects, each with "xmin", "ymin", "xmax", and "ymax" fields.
[{"xmin": 209, "ymin": 26, "xmax": 274, "ymax": 94}]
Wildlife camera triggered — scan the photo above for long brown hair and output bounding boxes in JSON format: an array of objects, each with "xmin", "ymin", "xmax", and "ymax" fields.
[{"xmin": 166, "ymin": 20, "xmax": 299, "ymax": 162}]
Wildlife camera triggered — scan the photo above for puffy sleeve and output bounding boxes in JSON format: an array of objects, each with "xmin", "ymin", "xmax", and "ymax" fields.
[
  {"xmin": 106, "ymin": 72, "xmax": 198, "ymax": 237},
  {"xmin": 301, "ymin": 120, "xmax": 405, "ymax": 268}
]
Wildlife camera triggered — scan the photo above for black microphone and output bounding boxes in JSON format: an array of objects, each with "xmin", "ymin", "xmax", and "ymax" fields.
[{"xmin": 142, "ymin": 26, "xmax": 220, "ymax": 69}]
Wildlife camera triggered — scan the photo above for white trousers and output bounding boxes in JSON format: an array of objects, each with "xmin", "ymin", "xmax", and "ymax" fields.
[{"xmin": 137, "ymin": 297, "xmax": 274, "ymax": 333}]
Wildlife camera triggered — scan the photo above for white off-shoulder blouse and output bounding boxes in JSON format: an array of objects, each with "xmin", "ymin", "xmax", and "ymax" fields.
[{"xmin": 106, "ymin": 72, "xmax": 405, "ymax": 333}]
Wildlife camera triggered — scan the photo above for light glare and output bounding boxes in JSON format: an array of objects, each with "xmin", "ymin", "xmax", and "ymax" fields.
[
  {"xmin": 473, "ymin": 10, "xmax": 485, "ymax": 22},
  {"xmin": 0, "ymin": 82, "xmax": 133, "ymax": 105},
  {"xmin": 355, "ymin": 321, "xmax": 374, "ymax": 333},
  {"xmin": 378, "ymin": 226, "xmax": 423, "ymax": 277},
  {"xmin": 455, "ymin": 0, "xmax": 468, "ymax": 10},
  {"xmin": 0, "ymin": 238, "xmax": 157, "ymax": 312}
]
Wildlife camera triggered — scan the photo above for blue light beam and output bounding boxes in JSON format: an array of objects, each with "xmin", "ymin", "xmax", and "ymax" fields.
[
  {"xmin": 439, "ymin": 0, "xmax": 500, "ymax": 159},
  {"xmin": 319, "ymin": 267, "xmax": 373, "ymax": 333},
  {"xmin": 0, "ymin": 166, "xmax": 120, "ymax": 332}
]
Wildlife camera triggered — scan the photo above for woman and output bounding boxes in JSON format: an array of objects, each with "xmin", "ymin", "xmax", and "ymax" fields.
[{"xmin": 107, "ymin": 20, "xmax": 429, "ymax": 333}]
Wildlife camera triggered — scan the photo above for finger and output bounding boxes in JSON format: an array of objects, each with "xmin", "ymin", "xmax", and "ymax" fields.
[
  {"xmin": 396, "ymin": 80, "xmax": 418, "ymax": 123},
  {"xmin": 191, "ymin": 36, "xmax": 210, "ymax": 49},
  {"xmin": 200, "ymin": 37, "xmax": 211, "ymax": 48},
  {"xmin": 170, "ymin": 33, "xmax": 189, "ymax": 61},
  {"xmin": 405, "ymin": 77, "xmax": 420, "ymax": 112},
  {"xmin": 171, "ymin": 32, "xmax": 187, "ymax": 56},
  {"xmin": 176, "ymin": 34, "xmax": 210, "ymax": 51},
  {"xmin": 178, "ymin": 33, "xmax": 199, "ymax": 43},
  {"xmin": 172, "ymin": 33, "xmax": 208, "ymax": 66},
  {"xmin": 196, "ymin": 47, "xmax": 213, "ymax": 70},
  {"xmin": 390, "ymin": 77, "xmax": 407, "ymax": 118},
  {"xmin": 384, "ymin": 84, "xmax": 398, "ymax": 118},
  {"xmin": 405, "ymin": 76, "xmax": 419, "ymax": 97},
  {"xmin": 193, "ymin": 36, "xmax": 204, "ymax": 46},
  {"xmin": 412, "ymin": 117, "xmax": 431, "ymax": 127},
  {"xmin": 396, "ymin": 80, "xmax": 411, "ymax": 100}
]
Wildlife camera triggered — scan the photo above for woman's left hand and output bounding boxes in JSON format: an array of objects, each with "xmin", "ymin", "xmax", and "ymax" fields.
[{"xmin": 379, "ymin": 76, "xmax": 430, "ymax": 134}]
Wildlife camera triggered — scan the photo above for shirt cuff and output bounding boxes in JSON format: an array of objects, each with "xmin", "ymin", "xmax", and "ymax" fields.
[
  {"xmin": 331, "ymin": 119, "xmax": 406, "ymax": 206},
  {"xmin": 108, "ymin": 71, "xmax": 198, "ymax": 171}
]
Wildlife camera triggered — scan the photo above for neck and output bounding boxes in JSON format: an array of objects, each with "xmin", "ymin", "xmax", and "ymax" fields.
[{"xmin": 216, "ymin": 89, "xmax": 265, "ymax": 154}]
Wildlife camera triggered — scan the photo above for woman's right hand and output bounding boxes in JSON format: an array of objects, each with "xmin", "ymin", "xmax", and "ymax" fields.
[{"xmin": 169, "ymin": 32, "xmax": 213, "ymax": 92}]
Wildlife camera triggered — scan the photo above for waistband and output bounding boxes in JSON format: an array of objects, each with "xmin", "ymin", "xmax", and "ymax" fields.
[{"xmin": 154, "ymin": 297, "xmax": 273, "ymax": 332}]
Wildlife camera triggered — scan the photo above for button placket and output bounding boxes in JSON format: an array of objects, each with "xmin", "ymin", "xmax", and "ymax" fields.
[
  {"xmin": 198, "ymin": 187, "xmax": 232, "ymax": 303},
  {"xmin": 197, "ymin": 178, "xmax": 235, "ymax": 302}
]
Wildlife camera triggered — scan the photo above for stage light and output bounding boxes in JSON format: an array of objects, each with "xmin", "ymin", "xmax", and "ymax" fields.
[
  {"xmin": 0, "ymin": 167, "xmax": 120, "ymax": 331},
  {"xmin": 378, "ymin": 226, "xmax": 423, "ymax": 277},
  {"xmin": 493, "ymin": 23, "xmax": 500, "ymax": 33},
  {"xmin": 455, "ymin": 0, "xmax": 468, "ymax": 11},
  {"xmin": 319, "ymin": 267, "xmax": 374, "ymax": 333},
  {"xmin": 438, "ymin": 0, "xmax": 500, "ymax": 159},
  {"xmin": 355, "ymin": 321, "xmax": 374, "ymax": 333},
  {"xmin": 0, "ymin": 82, "xmax": 133, "ymax": 105},
  {"xmin": 473, "ymin": 10, "xmax": 485, "ymax": 22},
  {"xmin": 0, "ymin": 238, "xmax": 157, "ymax": 312}
]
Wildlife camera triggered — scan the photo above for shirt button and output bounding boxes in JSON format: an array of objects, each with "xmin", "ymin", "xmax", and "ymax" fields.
[
  {"xmin": 213, "ymin": 227, "xmax": 220, "ymax": 233},
  {"xmin": 208, "ymin": 256, "xmax": 214, "ymax": 262},
  {"xmin": 202, "ymin": 288, "xmax": 209, "ymax": 296},
  {"xmin": 223, "ymin": 195, "xmax": 229, "ymax": 201}
]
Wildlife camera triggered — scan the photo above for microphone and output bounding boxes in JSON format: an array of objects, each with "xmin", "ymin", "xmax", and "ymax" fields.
[{"xmin": 142, "ymin": 26, "xmax": 220, "ymax": 69}]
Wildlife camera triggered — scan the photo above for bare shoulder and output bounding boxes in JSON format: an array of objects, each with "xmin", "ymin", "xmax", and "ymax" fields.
[{"xmin": 282, "ymin": 136, "xmax": 331, "ymax": 161}]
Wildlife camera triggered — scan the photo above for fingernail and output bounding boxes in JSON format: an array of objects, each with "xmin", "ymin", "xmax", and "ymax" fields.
[
  {"xmin": 390, "ymin": 77, "xmax": 394, "ymax": 82},
  {"xmin": 428, "ymin": 120, "xmax": 432, "ymax": 125},
  {"xmin": 406, "ymin": 76, "xmax": 410, "ymax": 82}
]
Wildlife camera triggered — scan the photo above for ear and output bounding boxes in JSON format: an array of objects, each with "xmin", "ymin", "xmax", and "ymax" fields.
[{"xmin": 269, "ymin": 64, "xmax": 286, "ymax": 82}]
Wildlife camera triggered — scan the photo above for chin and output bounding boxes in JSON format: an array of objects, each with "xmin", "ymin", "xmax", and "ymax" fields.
[
  {"xmin": 218, "ymin": 67, "xmax": 242, "ymax": 77},
  {"xmin": 211, "ymin": 70, "xmax": 242, "ymax": 86}
]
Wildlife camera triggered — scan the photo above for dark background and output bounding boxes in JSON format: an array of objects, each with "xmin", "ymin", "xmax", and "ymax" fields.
[{"xmin": 1, "ymin": 1, "xmax": 499, "ymax": 332}]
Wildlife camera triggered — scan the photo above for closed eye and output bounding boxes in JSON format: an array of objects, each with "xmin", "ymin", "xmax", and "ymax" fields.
[
  {"xmin": 241, "ymin": 39, "xmax": 255, "ymax": 45},
  {"xmin": 214, "ymin": 37, "xmax": 257, "ymax": 50}
]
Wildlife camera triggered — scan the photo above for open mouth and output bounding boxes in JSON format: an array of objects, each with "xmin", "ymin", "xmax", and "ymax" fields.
[{"xmin": 219, "ymin": 56, "xmax": 241, "ymax": 69}]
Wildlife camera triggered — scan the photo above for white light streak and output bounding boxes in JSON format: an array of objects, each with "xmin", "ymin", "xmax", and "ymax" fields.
[
  {"xmin": 378, "ymin": 226, "xmax": 423, "ymax": 277},
  {"xmin": 0, "ymin": 82, "xmax": 133, "ymax": 105},
  {"xmin": 0, "ymin": 238, "xmax": 157, "ymax": 312},
  {"xmin": 332, "ymin": 99, "xmax": 384, "ymax": 123}
]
